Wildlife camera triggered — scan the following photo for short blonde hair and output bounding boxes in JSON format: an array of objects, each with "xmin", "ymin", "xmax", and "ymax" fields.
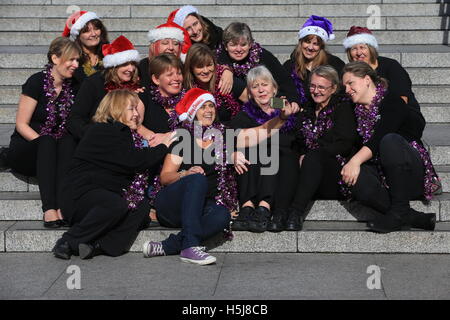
[
  {"xmin": 47, "ymin": 36, "xmax": 82, "ymax": 65},
  {"xmin": 246, "ymin": 65, "xmax": 278, "ymax": 97},
  {"xmin": 346, "ymin": 43, "xmax": 378, "ymax": 64},
  {"xmin": 93, "ymin": 89, "xmax": 139, "ymax": 124}
]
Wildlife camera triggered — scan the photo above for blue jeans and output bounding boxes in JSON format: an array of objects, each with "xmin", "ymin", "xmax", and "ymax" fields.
[{"xmin": 155, "ymin": 174, "xmax": 231, "ymax": 255}]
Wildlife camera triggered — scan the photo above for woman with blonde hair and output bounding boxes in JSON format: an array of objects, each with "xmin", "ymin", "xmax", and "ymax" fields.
[{"xmin": 53, "ymin": 89, "xmax": 176, "ymax": 260}]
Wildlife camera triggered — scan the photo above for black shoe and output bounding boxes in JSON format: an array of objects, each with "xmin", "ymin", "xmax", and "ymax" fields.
[
  {"xmin": 248, "ymin": 206, "xmax": 271, "ymax": 233},
  {"xmin": 57, "ymin": 219, "xmax": 70, "ymax": 228},
  {"xmin": 232, "ymin": 206, "xmax": 254, "ymax": 231},
  {"xmin": 408, "ymin": 208, "xmax": 436, "ymax": 231},
  {"xmin": 285, "ymin": 208, "xmax": 304, "ymax": 231},
  {"xmin": 0, "ymin": 147, "xmax": 9, "ymax": 171},
  {"xmin": 43, "ymin": 213, "xmax": 62, "ymax": 229},
  {"xmin": 52, "ymin": 238, "xmax": 72, "ymax": 260},
  {"xmin": 267, "ymin": 209, "xmax": 287, "ymax": 232},
  {"xmin": 367, "ymin": 211, "xmax": 411, "ymax": 233},
  {"xmin": 79, "ymin": 242, "xmax": 104, "ymax": 260}
]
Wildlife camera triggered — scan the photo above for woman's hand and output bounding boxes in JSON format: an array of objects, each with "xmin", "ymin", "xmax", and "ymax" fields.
[
  {"xmin": 280, "ymin": 98, "xmax": 300, "ymax": 119},
  {"xmin": 341, "ymin": 160, "xmax": 361, "ymax": 186},
  {"xmin": 159, "ymin": 131, "xmax": 178, "ymax": 148},
  {"xmin": 218, "ymin": 68, "xmax": 233, "ymax": 95},
  {"xmin": 232, "ymin": 151, "xmax": 250, "ymax": 175},
  {"xmin": 185, "ymin": 166, "xmax": 205, "ymax": 176},
  {"xmin": 134, "ymin": 87, "xmax": 145, "ymax": 93}
]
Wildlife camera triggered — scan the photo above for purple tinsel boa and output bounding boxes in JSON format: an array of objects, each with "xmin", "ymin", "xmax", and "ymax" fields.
[
  {"xmin": 242, "ymin": 100, "xmax": 297, "ymax": 133},
  {"xmin": 290, "ymin": 66, "xmax": 308, "ymax": 105},
  {"xmin": 216, "ymin": 42, "xmax": 262, "ymax": 78},
  {"xmin": 122, "ymin": 130, "xmax": 149, "ymax": 210},
  {"xmin": 39, "ymin": 64, "xmax": 75, "ymax": 139}
]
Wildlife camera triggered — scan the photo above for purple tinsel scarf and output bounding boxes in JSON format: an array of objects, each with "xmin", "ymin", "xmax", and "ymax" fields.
[
  {"xmin": 290, "ymin": 66, "xmax": 308, "ymax": 105},
  {"xmin": 242, "ymin": 100, "xmax": 297, "ymax": 133},
  {"xmin": 216, "ymin": 42, "xmax": 262, "ymax": 78},
  {"xmin": 40, "ymin": 64, "xmax": 75, "ymax": 139}
]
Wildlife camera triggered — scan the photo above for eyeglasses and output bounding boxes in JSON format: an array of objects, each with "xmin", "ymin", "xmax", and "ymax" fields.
[{"xmin": 309, "ymin": 84, "xmax": 333, "ymax": 92}]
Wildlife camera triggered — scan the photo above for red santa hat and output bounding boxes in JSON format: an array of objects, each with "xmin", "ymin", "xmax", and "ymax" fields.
[
  {"xmin": 167, "ymin": 5, "xmax": 199, "ymax": 28},
  {"xmin": 147, "ymin": 22, "xmax": 192, "ymax": 61},
  {"xmin": 343, "ymin": 26, "xmax": 378, "ymax": 49},
  {"xmin": 62, "ymin": 11, "xmax": 100, "ymax": 41},
  {"xmin": 176, "ymin": 88, "xmax": 216, "ymax": 122},
  {"xmin": 102, "ymin": 35, "xmax": 140, "ymax": 69}
]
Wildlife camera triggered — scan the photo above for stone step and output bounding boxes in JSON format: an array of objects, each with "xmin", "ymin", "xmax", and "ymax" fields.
[
  {"xmin": 422, "ymin": 124, "xmax": 450, "ymax": 165},
  {"xmin": 2, "ymin": 46, "xmax": 450, "ymax": 69},
  {"xmin": 2, "ymin": 3, "xmax": 448, "ymax": 18},
  {"xmin": 1, "ymin": 16, "xmax": 448, "ymax": 32},
  {"xmin": 3, "ymin": 67, "xmax": 450, "ymax": 86},
  {"xmin": 0, "ymin": 191, "xmax": 445, "ymax": 221},
  {"xmin": 1, "ymin": 30, "xmax": 448, "ymax": 46},
  {"xmin": 2, "ymin": 221, "xmax": 450, "ymax": 253}
]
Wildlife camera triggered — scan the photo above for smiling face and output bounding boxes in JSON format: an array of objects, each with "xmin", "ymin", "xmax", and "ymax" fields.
[
  {"xmin": 152, "ymin": 66, "xmax": 183, "ymax": 97},
  {"xmin": 78, "ymin": 22, "xmax": 101, "ymax": 49},
  {"xmin": 121, "ymin": 99, "xmax": 140, "ymax": 130},
  {"xmin": 300, "ymin": 35, "xmax": 322, "ymax": 61},
  {"xmin": 225, "ymin": 37, "xmax": 251, "ymax": 62},
  {"xmin": 249, "ymin": 77, "xmax": 277, "ymax": 108},
  {"xmin": 349, "ymin": 43, "xmax": 372, "ymax": 64},
  {"xmin": 342, "ymin": 72, "xmax": 372, "ymax": 104},
  {"xmin": 116, "ymin": 62, "xmax": 137, "ymax": 83},
  {"xmin": 192, "ymin": 59, "xmax": 215, "ymax": 84},
  {"xmin": 309, "ymin": 74, "xmax": 336, "ymax": 107},
  {"xmin": 195, "ymin": 100, "xmax": 216, "ymax": 126},
  {"xmin": 52, "ymin": 54, "xmax": 80, "ymax": 79},
  {"xmin": 150, "ymin": 38, "xmax": 181, "ymax": 57},
  {"xmin": 183, "ymin": 14, "xmax": 203, "ymax": 43}
]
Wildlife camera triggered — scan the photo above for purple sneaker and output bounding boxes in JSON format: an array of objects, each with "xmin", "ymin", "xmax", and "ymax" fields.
[
  {"xmin": 180, "ymin": 246, "xmax": 216, "ymax": 265},
  {"xmin": 143, "ymin": 241, "xmax": 165, "ymax": 258}
]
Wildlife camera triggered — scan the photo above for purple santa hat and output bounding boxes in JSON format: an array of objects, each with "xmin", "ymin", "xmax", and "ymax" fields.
[{"xmin": 298, "ymin": 15, "xmax": 335, "ymax": 42}]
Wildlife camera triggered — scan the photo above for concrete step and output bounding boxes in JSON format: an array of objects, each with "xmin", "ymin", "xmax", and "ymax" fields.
[
  {"xmin": 2, "ymin": 16, "xmax": 448, "ymax": 32},
  {"xmin": 423, "ymin": 124, "xmax": 450, "ymax": 165},
  {"xmin": 1, "ymin": 30, "xmax": 448, "ymax": 46},
  {"xmin": 0, "ymin": 191, "xmax": 445, "ymax": 221},
  {"xmin": 421, "ymin": 104, "xmax": 450, "ymax": 124},
  {"xmin": 3, "ymin": 67, "xmax": 450, "ymax": 86},
  {"xmin": 2, "ymin": 221, "xmax": 450, "ymax": 253},
  {"xmin": 1, "ymin": 3, "xmax": 446, "ymax": 19}
]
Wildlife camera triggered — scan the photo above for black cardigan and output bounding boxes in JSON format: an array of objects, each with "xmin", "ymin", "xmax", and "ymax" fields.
[
  {"xmin": 364, "ymin": 91, "xmax": 425, "ymax": 155},
  {"xmin": 217, "ymin": 46, "xmax": 300, "ymax": 104},
  {"xmin": 201, "ymin": 16, "xmax": 223, "ymax": 50},
  {"xmin": 297, "ymin": 95, "xmax": 358, "ymax": 158},
  {"xmin": 67, "ymin": 72, "xmax": 107, "ymax": 141}
]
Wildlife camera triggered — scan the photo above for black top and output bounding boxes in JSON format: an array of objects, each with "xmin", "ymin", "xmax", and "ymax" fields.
[
  {"xmin": 376, "ymin": 56, "xmax": 420, "ymax": 111},
  {"xmin": 201, "ymin": 16, "xmax": 223, "ymax": 51},
  {"xmin": 212, "ymin": 73, "xmax": 246, "ymax": 123},
  {"xmin": 72, "ymin": 62, "xmax": 103, "ymax": 88},
  {"xmin": 67, "ymin": 72, "xmax": 107, "ymax": 140},
  {"xmin": 139, "ymin": 92, "xmax": 173, "ymax": 134},
  {"xmin": 138, "ymin": 58, "xmax": 151, "ymax": 90},
  {"xmin": 296, "ymin": 95, "xmax": 358, "ymax": 158},
  {"xmin": 364, "ymin": 91, "xmax": 425, "ymax": 155},
  {"xmin": 11, "ymin": 71, "xmax": 78, "ymax": 140},
  {"xmin": 217, "ymin": 46, "xmax": 300, "ymax": 104},
  {"xmin": 283, "ymin": 52, "xmax": 346, "ymax": 102},
  {"xmin": 67, "ymin": 121, "xmax": 168, "ymax": 200}
]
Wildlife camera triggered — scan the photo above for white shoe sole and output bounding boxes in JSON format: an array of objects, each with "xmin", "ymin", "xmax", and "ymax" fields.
[
  {"xmin": 180, "ymin": 256, "xmax": 217, "ymax": 265},
  {"xmin": 142, "ymin": 241, "xmax": 150, "ymax": 258}
]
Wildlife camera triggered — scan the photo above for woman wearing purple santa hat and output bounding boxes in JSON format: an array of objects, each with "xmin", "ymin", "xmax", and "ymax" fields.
[
  {"xmin": 142, "ymin": 87, "xmax": 299, "ymax": 265},
  {"xmin": 343, "ymin": 25, "xmax": 420, "ymax": 112},
  {"xmin": 283, "ymin": 15, "xmax": 345, "ymax": 105},
  {"xmin": 138, "ymin": 21, "xmax": 191, "ymax": 88},
  {"xmin": 62, "ymin": 10, "xmax": 109, "ymax": 84}
]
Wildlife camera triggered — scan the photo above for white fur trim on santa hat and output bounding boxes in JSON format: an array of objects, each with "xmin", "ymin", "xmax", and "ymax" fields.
[
  {"xmin": 179, "ymin": 93, "xmax": 215, "ymax": 122},
  {"xmin": 147, "ymin": 27, "xmax": 184, "ymax": 43},
  {"xmin": 70, "ymin": 12, "xmax": 99, "ymax": 41},
  {"xmin": 343, "ymin": 33, "xmax": 378, "ymax": 49},
  {"xmin": 173, "ymin": 5, "xmax": 198, "ymax": 27},
  {"xmin": 103, "ymin": 49, "xmax": 140, "ymax": 68},
  {"xmin": 298, "ymin": 26, "xmax": 335, "ymax": 42}
]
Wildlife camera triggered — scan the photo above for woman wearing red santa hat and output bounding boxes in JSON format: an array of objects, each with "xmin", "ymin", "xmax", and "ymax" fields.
[
  {"xmin": 52, "ymin": 89, "xmax": 176, "ymax": 260},
  {"xmin": 1, "ymin": 37, "xmax": 81, "ymax": 228},
  {"xmin": 138, "ymin": 22, "xmax": 191, "ymax": 89},
  {"xmin": 343, "ymin": 26, "xmax": 420, "ymax": 112},
  {"xmin": 183, "ymin": 43, "xmax": 248, "ymax": 124},
  {"xmin": 67, "ymin": 35, "xmax": 148, "ymax": 142},
  {"xmin": 142, "ymin": 87, "xmax": 299, "ymax": 265},
  {"xmin": 283, "ymin": 15, "xmax": 345, "ymax": 105},
  {"xmin": 62, "ymin": 10, "xmax": 109, "ymax": 84}
]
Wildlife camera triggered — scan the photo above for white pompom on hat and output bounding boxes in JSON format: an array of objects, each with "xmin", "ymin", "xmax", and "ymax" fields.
[
  {"xmin": 62, "ymin": 11, "xmax": 100, "ymax": 41},
  {"xmin": 176, "ymin": 88, "xmax": 215, "ymax": 123},
  {"xmin": 102, "ymin": 35, "xmax": 140, "ymax": 69},
  {"xmin": 343, "ymin": 26, "xmax": 379, "ymax": 49}
]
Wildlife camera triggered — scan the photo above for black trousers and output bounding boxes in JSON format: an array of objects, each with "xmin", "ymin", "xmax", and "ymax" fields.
[
  {"xmin": 290, "ymin": 148, "xmax": 343, "ymax": 213},
  {"xmin": 351, "ymin": 133, "xmax": 424, "ymax": 215},
  {"xmin": 7, "ymin": 134, "xmax": 76, "ymax": 212},
  {"xmin": 62, "ymin": 189, "xmax": 150, "ymax": 257}
]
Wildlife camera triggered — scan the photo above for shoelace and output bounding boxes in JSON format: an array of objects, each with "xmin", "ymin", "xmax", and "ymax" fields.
[
  {"xmin": 192, "ymin": 246, "xmax": 208, "ymax": 258},
  {"xmin": 150, "ymin": 242, "xmax": 165, "ymax": 256}
]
